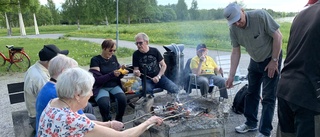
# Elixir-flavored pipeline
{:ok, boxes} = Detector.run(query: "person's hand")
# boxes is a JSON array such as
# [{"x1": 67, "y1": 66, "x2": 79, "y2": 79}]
[
  {"x1": 103, "y1": 120, "x2": 124, "y2": 131},
  {"x1": 225, "y1": 77, "x2": 234, "y2": 89},
  {"x1": 264, "y1": 61, "x2": 279, "y2": 78},
  {"x1": 110, "y1": 120, "x2": 124, "y2": 131},
  {"x1": 152, "y1": 76, "x2": 160, "y2": 83},
  {"x1": 113, "y1": 70, "x2": 121, "y2": 77},
  {"x1": 146, "y1": 116, "x2": 163, "y2": 126},
  {"x1": 133, "y1": 70, "x2": 141, "y2": 77},
  {"x1": 199, "y1": 55, "x2": 206, "y2": 62}
]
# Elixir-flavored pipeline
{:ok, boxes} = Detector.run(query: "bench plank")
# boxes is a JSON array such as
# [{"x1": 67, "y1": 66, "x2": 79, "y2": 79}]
[{"x1": 7, "y1": 82, "x2": 25, "y2": 104}]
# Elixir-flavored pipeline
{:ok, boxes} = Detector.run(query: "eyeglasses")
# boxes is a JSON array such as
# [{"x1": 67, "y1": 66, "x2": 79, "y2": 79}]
[
  {"x1": 135, "y1": 41, "x2": 144, "y2": 46},
  {"x1": 109, "y1": 49, "x2": 116, "y2": 52}
]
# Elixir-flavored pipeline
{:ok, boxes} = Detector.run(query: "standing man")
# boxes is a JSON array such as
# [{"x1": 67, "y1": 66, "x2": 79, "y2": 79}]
[
  {"x1": 132, "y1": 32, "x2": 179, "y2": 96},
  {"x1": 277, "y1": 0, "x2": 320, "y2": 136},
  {"x1": 24, "y1": 44, "x2": 68, "y2": 130},
  {"x1": 223, "y1": 3, "x2": 282, "y2": 137}
]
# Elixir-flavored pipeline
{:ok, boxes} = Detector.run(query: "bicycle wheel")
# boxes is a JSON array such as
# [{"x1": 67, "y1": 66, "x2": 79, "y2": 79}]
[
  {"x1": 12, "y1": 52, "x2": 30, "y2": 70},
  {"x1": 0, "y1": 53, "x2": 6, "y2": 66}
]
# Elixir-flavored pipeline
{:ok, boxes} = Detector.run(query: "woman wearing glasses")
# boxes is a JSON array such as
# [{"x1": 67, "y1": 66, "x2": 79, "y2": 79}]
[{"x1": 89, "y1": 39, "x2": 127, "y2": 122}]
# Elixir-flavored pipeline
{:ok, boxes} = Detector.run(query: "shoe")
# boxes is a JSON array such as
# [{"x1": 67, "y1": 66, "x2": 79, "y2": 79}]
[
  {"x1": 255, "y1": 133, "x2": 270, "y2": 137},
  {"x1": 235, "y1": 124, "x2": 258, "y2": 133}
]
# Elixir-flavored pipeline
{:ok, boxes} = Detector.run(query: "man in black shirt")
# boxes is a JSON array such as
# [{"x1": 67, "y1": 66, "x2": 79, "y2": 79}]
[{"x1": 132, "y1": 32, "x2": 179, "y2": 96}]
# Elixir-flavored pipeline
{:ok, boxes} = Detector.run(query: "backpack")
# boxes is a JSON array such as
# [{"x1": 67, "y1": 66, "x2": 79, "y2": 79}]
[{"x1": 232, "y1": 84, "x2": 248, "y2": 114}]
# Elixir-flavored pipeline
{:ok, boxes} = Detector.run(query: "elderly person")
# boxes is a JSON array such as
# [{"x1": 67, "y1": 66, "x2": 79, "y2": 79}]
[
  {"x1": 190, "y1": 43, "x2": 228, "y2": 99},
  {"x1": 24, "y1": 44, "x2": 68, "y2": 130},
  {"x1": 132, "y1": 32, "x2": 179, "y2": 96},
  {"x1": 89, "y1": 39, "x2": 127, "y2": 122},
  {"x1": 37, "y1": 67, "x2": 163, "y2": 136},
  {"x1": 223, "y1": 3, "x2": 282, "y2": 137},
  {"x1": 35, "y1": 54, "x2": 96, "y2": 135}
]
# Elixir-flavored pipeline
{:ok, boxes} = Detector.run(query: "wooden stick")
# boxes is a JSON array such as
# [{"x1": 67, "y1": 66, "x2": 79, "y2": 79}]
[
  {"x1": 146, "y1": 112, "x2": 187, "y2": 129},
  {"x1": 125, "y1": 67, "x2": 153, "y2": 79}
]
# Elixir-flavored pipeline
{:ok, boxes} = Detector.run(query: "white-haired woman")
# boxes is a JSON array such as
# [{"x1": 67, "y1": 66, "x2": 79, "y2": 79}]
[{"x1": 37, "y1": 67, "x2": 163, "y2": 137}]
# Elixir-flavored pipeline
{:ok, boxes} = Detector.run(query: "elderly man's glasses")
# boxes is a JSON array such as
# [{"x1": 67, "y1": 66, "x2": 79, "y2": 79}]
[{"x1": 135, "y1": 41, "x2": 144, "y2": 46}]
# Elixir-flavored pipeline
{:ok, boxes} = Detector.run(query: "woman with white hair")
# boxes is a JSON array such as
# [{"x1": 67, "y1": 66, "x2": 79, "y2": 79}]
[{"x1": 37, "y1": 67, "x2": 163, "y2": 136}]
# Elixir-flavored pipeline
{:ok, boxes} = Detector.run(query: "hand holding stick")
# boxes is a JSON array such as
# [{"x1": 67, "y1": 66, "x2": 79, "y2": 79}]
[
  {"x1": 126, "y1": 67, "x2": 153, "y2": 79},
  {"x1": 146, "y1": 111, "x2": 187, "y2": 129}
]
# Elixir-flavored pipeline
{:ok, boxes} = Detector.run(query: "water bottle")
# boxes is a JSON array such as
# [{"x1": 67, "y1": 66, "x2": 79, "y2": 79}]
[{"x1": 209, "y1": 78, "x2": 214, "y2": 86}]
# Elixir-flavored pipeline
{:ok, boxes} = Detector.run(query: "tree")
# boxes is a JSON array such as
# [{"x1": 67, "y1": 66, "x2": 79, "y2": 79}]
[
  {"x1": 119, "y1": 0, "x2": 138, "y2": 24},
  {"x1": 189, "y1": 0, "x2": 199, "y2": 20},
  {"x1": 46, "y1": 0, "x2": 61, "y2": 25},
  {"x1": 29, "y1": 0, "x2": 40, "y2": 34},
  {"x1": 175, "y1": 0, "x2": 189, "y2": 20},
  {"x1": 61, "y1": 0, "x2": 86, "y2": 29}
]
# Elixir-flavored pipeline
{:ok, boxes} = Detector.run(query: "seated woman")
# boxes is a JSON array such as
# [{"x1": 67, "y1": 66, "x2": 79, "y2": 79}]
[
  {"x1": 89, "y1": 39, "x2": 127, "y2": 122},
  {"x1": 37, "y1": 67, "x2": 163, "y2": 136}
]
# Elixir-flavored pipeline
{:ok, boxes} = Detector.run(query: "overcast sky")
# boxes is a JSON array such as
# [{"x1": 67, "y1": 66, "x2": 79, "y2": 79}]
[{"x1": 40, "y1": 0, "x2": 307, "y2": 12}]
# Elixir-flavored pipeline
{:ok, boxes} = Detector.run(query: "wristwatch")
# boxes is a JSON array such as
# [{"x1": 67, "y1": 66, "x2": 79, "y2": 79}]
[
  {"x1": 272, "y1": 57, "x2": 278, "y2": 62},
  {"x1": 157, "y1": 75, "x2": 161, "y2": 79}
]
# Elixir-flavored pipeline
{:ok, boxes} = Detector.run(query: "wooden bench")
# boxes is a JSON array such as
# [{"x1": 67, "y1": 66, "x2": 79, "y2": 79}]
[
  {"x1": 8, "y1": 81, "x2": 163, "y2": 109},
  {"x1": 7, "y1": 82, "x2": 35, "y2": 137},
  {"x1": 7, "y1": 82, "x2": 25, "y2": 104}
]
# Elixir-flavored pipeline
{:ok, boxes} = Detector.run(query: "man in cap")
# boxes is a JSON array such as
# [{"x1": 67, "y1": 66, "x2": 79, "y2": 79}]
[
  {"x1": 276, "y1": 0, "x2": 320, "y2": 136},
  {"x1": 24, "y1": 44, "x2": 68, "y2": 130},
  {"x1": 190, "y1": 43, "x2": 228, "y2": 100},
  {"x1": 223, "y1": 3, "x2": 283, "y2": 137}
]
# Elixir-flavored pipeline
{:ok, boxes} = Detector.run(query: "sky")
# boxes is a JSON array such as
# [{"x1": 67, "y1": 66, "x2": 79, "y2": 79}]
[{"x1": 40, "y1": 0, "x2": 307, "y2": 13}]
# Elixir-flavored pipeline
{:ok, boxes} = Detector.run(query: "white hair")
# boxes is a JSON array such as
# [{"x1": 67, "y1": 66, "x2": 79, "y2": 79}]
[
  {"x1": 56, "y1": 67, "x2": 94, "y2": 99},
  {"x1": 135, "y1": 32, "x2": 149, "y2": 42},
  {"x1": 48, "y1": 54, "x2": 78, "y2": 77}
]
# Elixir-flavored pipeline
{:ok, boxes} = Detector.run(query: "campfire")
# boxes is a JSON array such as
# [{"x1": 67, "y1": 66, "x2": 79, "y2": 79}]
[{"x1": 132, "y1": 93, "x2": 226, "y2": 137}]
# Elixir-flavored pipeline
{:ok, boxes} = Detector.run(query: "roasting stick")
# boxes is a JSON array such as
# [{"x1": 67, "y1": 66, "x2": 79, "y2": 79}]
[
  {"x1": 182, "y1": 82, "x2": 242, "y2": 105},
  {"x1": 125, "y1": 67, "x2": 153, "y2": 79},
  {"x1": 146, "y1": 111, "x2": 187, "y2": 129},
  {"x1": 123, "y1": 108, "x2": 175, "y2": 125}
]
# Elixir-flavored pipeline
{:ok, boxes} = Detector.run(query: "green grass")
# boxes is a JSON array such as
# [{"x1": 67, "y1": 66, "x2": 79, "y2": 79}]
[{"x1": 0, "y1": 38, "x2": 134, "y2": 74}]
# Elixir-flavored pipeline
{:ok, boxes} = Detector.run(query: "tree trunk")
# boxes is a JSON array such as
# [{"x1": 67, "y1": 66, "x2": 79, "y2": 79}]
[
  {"x1": 127, "y1": 16, "x2": 131, "y2": 25},
  {"x1": 77, "y1": 19, "x2": 80, "y2": 30},
  {"x1": 5, "y1": 12, "x2": 11, "y2": 36},
  {"x1": 33, "y1": 13, "x2": 39, "y2": 35},
  {"x1": 105, "y1": 16, "x2": 109, "y2": 26},
  {"x1": 18, "y1": 12, "x2": 26, "y2": 36}
]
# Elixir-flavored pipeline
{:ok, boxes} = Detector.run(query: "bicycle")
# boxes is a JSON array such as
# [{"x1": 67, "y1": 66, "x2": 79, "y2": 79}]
[{"x1": 0, "y1": 45, "x2": 31, "y2": 71}]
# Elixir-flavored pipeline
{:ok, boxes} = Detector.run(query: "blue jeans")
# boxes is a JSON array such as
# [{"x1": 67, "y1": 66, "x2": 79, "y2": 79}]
[
  {"x1": 244, "y1": 55, "x2": 281, "y2": 136},
  {"x1": 144, "y1": 75, "x2": 179, "y2": 95}
]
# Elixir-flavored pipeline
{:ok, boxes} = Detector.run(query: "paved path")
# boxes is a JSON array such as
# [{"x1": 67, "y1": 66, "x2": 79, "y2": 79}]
[{"x1": 1, "y1": 34, "x2": 279, "y2": 137}]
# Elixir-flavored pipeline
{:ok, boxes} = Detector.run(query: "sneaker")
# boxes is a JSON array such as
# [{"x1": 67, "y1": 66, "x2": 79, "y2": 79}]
[
  {"x1": 235, "y1": 124, "x2": 258, "y2": 133},
  {"x1": 256, "y1": 133, "x2": 270, "y2": 137}
]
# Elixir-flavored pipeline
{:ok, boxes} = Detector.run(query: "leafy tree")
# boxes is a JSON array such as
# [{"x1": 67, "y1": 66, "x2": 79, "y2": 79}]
[
  {"x1": 159, "y1": 6, "x2": 176, "y2": 22},
  {"x1": 36, "y1": 5, "x2": 52, "y2": 25},
  {"x1": 189, "y1": 0, "x2": 199, "y2": 20},
  {"x1": 175, "y1": 0, "x2": 189, "y2": 20},
  {"x1": 46, "y1": 0, "x2": 61, "y2": 25},
  {"x1": 61, "y1": 0, "x2": 86, "y2": 29},
  {"x1": 119, "y1": 0, "x2": 138, "y2": 24}
]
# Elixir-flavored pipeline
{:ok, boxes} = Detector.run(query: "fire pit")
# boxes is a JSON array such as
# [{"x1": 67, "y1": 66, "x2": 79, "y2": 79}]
[{"x1": 133, "y1": 93, "x2": 226, "y2": 137}]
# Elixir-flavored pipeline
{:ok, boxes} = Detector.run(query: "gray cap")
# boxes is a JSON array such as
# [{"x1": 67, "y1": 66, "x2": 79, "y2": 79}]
[{"x1": 223, "y1": 3, "x2": 241, "y2": 26}]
